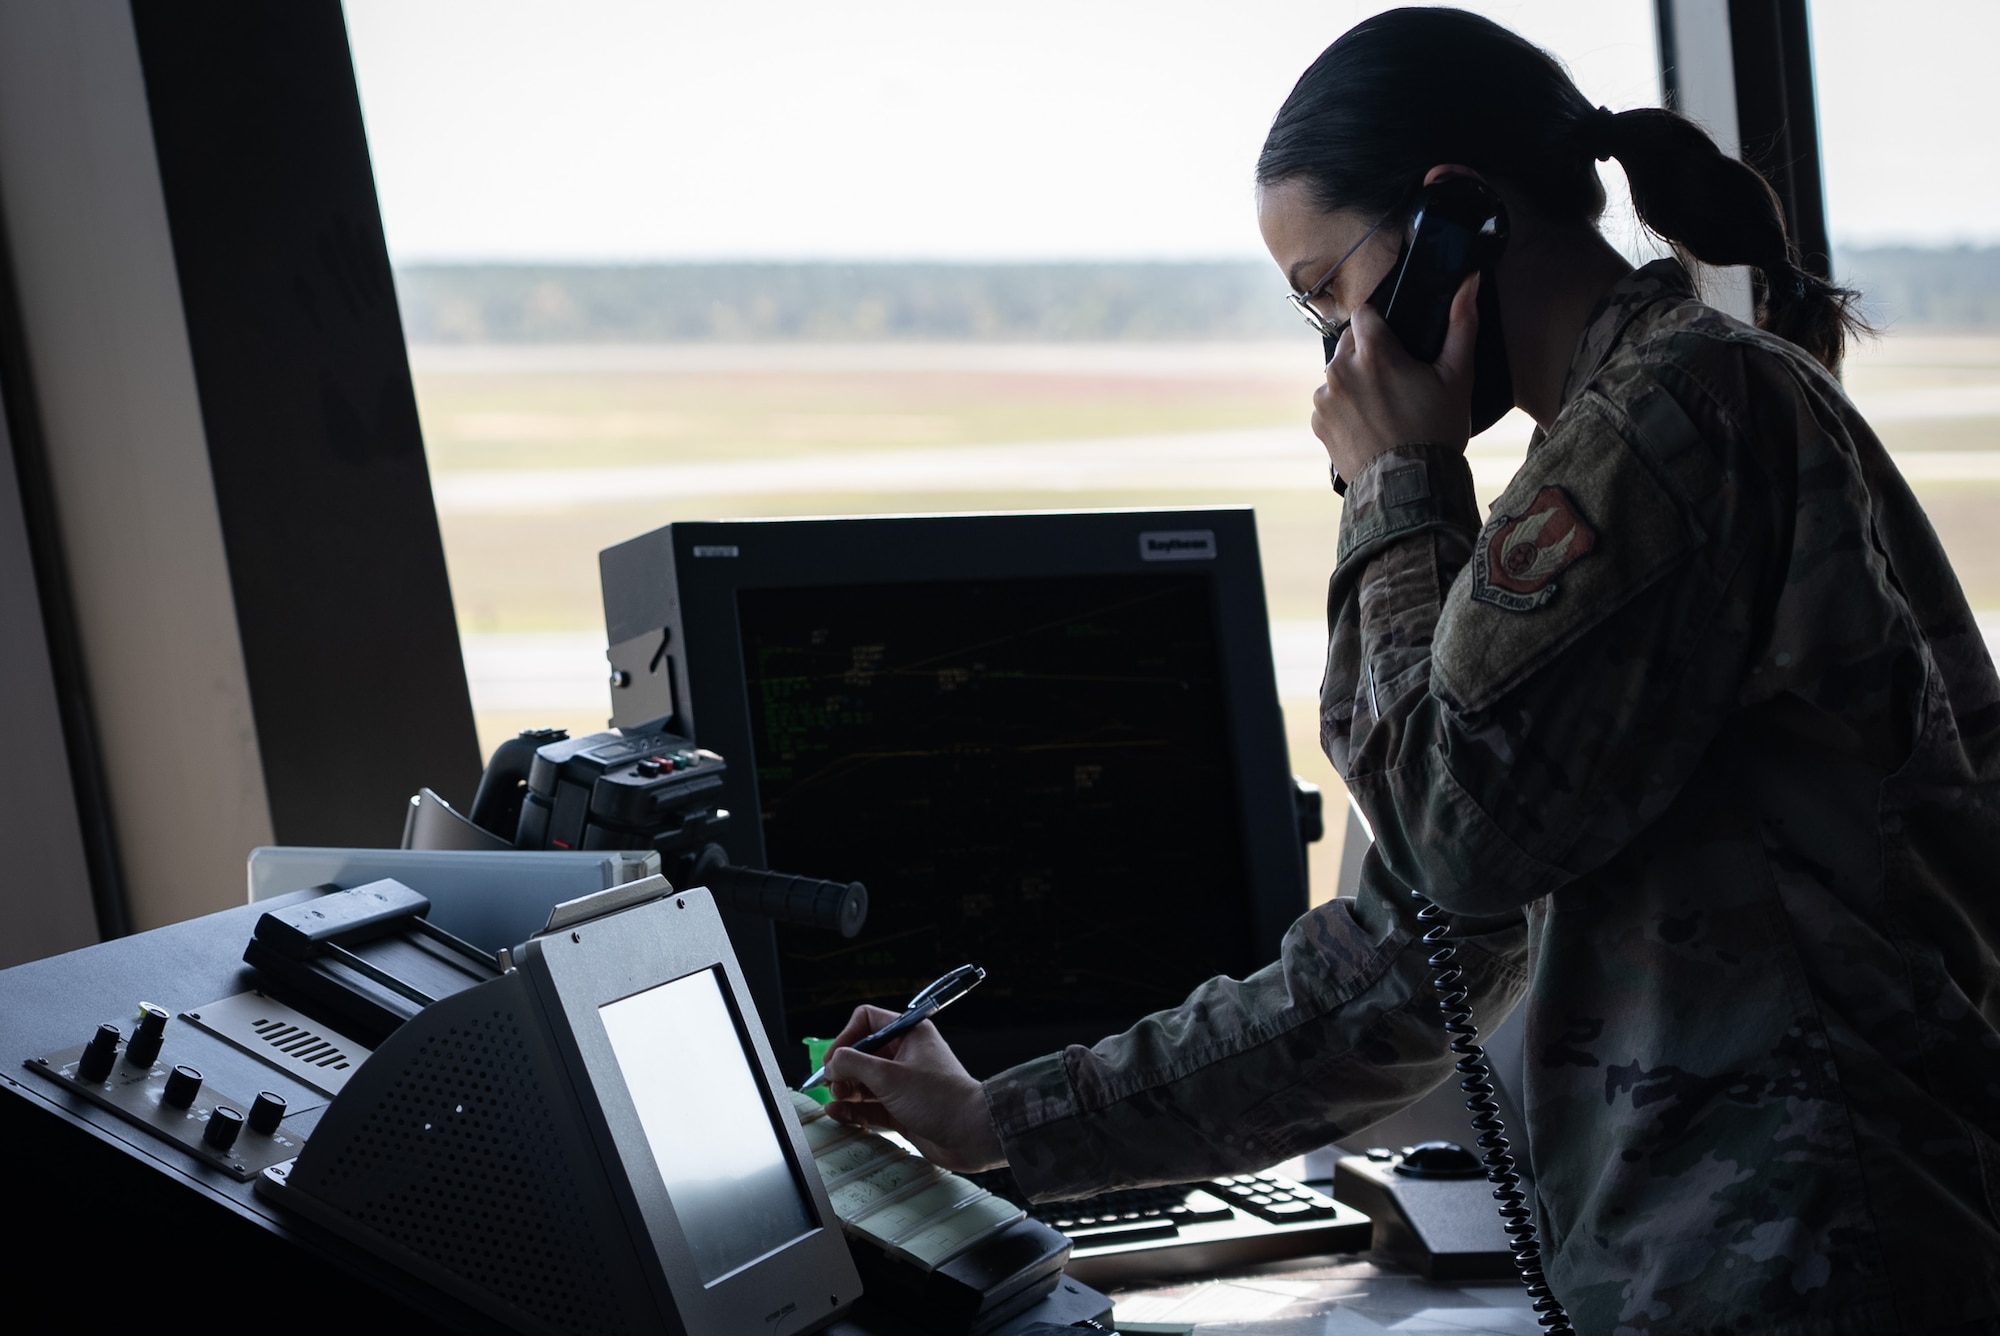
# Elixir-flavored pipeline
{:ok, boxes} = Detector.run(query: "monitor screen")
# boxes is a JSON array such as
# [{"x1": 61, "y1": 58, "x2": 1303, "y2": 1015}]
[
  {"x1": 600, "y1": 511, "x2": 1307, "y2": 1083},
  {"x1": 737, "y1": 572, "x2": 1254, "y2": 1074},
  {"x1": 599, "y1": 966, "x2": 815, "y2": 1284}
]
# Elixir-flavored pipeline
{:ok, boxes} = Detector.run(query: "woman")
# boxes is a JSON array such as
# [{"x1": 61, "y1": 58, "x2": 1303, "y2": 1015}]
[{"x1": 821, "y1": 10, "x2": 2000, "y2": 1332}]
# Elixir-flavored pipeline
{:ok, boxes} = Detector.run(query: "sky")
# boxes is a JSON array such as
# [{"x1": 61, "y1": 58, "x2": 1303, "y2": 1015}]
[{"x1": 341, "y1": 0, "x2": 2000, "y2": 264}]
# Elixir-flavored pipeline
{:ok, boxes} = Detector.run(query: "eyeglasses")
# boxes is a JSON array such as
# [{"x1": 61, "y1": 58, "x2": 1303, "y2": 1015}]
[{"x1": 1285, "y1": 210, "x2": 1395, "y2": 343}]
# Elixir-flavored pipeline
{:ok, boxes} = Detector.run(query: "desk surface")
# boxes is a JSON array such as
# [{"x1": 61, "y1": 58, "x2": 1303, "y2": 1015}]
[
  {"x1": 1, "y1": 894, "x2": 1542, "y2": 1334},
  {"x1": 1109, "y1": 1256, "x2": 1540, "y2": 1333}
]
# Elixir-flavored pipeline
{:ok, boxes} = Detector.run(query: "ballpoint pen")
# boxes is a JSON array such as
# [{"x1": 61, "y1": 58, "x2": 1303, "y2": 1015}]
[{"x1": 799, "y1": 963, "x2": 986, "y2": 1091}]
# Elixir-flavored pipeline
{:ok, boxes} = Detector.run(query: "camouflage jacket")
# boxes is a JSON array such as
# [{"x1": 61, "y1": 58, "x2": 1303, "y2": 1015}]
[{"x1": 983, "y1": 261, "x2": 2000, "y2": 1333}]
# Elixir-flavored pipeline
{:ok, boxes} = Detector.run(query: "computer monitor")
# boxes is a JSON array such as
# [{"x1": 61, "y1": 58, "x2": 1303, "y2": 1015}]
[
  {"x1": 598, "y1": 509, "x2": 1309, "y2": 1081},
  {"x1": 266, "y1": 881, "x2": 861, "y2": 1335}
]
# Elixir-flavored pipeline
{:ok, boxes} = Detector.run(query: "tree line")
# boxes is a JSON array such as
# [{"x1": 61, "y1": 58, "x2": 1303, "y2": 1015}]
[{"x1": 392, "y1": 249, "x2": 2000, "y2": 343}]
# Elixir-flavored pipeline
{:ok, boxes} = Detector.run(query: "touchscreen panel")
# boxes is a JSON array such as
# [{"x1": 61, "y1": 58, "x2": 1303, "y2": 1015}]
[{"x1": 600, "y1": 967, "x2": 815, "y2": 1284}]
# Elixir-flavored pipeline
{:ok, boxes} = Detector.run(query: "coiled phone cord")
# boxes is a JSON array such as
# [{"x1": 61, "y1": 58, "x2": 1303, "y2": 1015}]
[{"x1": 1411, "y1": 888, "x2": 1576, "y2": 1334}]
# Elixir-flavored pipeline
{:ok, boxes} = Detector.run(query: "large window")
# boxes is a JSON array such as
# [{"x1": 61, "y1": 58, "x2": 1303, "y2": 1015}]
[
  {"x1": 1813, "y1": 0, "x2": 2000, "y2": 640},
  {"x1": 346, "y1": 2, "x2": 1995, "y2": 903}
]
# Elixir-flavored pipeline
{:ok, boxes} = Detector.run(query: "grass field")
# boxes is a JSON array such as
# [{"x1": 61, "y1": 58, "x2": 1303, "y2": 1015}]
[{"x1": 414, "y1": 332, "x2": 2000, "y2": 904}]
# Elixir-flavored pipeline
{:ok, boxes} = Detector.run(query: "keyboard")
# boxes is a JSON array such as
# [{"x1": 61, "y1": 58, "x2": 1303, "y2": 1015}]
[{"x1": 979, "y1": 1168, "x2": 1373, "y2": 1287}]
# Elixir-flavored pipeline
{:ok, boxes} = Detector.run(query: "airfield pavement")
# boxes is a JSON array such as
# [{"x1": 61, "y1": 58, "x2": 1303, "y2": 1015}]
[{"x1": 413, "y1": 333, "x2": 2000, "y2": 902}]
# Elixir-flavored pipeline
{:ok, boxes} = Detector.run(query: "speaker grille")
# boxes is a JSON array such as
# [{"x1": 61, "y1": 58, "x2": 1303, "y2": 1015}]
[
  {"x1": 250, "y1": 1016, "x2": 355, "y2": 1071},
  {"x1": 183, "y1": 991, "x2": 368, "y2": 1096},
  {"x1": 307, "y1": 1008, "x2": 633, "y2": 1335}
]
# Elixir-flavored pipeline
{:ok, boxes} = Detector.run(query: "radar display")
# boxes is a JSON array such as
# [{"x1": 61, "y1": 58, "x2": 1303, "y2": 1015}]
[{"x1": 737, "y1": 572, "x2": 1254, "y2": 1078}]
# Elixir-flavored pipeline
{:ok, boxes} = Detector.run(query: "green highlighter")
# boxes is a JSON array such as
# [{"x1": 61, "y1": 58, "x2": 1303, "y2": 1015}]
[{"x1": 800, "y1": 1036, "x2": 835, "y2": 1104}]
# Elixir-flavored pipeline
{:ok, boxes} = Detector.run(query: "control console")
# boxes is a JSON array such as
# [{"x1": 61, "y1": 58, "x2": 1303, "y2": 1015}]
[{"x1": 27, "y1": 996, "x2": 340, "y2": 1180}]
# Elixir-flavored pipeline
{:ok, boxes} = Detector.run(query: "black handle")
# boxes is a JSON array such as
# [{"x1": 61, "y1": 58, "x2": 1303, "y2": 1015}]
[
  {"x1": 469, "y1": 727, "x2": 569, "y2": 841},
  {"x1": 702, "y1": 860, "x2": 869, "y2": 938}
]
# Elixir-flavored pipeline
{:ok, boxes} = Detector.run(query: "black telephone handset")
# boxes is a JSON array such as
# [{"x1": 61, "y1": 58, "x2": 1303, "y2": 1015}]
[{"x1": 1323, "y1": 176, "x2": 1515, "y2": 434}]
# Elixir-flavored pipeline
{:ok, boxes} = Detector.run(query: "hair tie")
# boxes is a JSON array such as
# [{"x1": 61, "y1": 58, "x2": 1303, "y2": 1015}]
[{"x1": 1586, "y1": 105, "x2": 1619, "y2": 161}]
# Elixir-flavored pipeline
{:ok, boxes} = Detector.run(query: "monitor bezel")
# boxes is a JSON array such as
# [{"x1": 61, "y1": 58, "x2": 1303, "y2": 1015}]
[
  {"x1": 517, "y1": 887, "x2": 858, "y2": 1335},
  {"x1": 600, "y1": 508, "x2": 1308, "y2": 1079}
]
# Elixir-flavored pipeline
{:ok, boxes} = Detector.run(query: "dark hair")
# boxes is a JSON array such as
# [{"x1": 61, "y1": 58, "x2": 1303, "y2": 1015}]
[{"x1": 1256, "y1": 7, "x2": 1864, "y2": 371}]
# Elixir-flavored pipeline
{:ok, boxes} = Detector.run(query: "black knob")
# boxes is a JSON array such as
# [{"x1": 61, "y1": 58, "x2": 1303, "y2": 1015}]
[
  {"x1": 248, "y1": 1091, "x2": 287, "y2": 1135},
  {"x1": 78, "y1": 1024, "x2": 121, "y2": 1083},
  {"x1": 163, "y1": 1064, "x2": 203, "y2": 1110},
  {"x1": 125, "y1": 1004, "x2": 169, "y2": 1068},
  {"x1": 203, "y1": 1105, "x2": 244, "y2": 1153},
  {"x1": 1393, "y1": 1140, "x2": 1484, "y2": 1180}
]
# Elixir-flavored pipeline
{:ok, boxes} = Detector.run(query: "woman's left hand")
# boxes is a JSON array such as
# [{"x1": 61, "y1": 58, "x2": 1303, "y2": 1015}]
[{"x1": 1314, "y1": 271, "x2": 1481, "y2": 482}]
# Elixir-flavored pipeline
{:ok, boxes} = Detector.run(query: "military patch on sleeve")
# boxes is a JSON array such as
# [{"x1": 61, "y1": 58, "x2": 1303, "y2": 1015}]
[{"x1": 1470, "y1": 485, "x2": 1597, "y2": 611}]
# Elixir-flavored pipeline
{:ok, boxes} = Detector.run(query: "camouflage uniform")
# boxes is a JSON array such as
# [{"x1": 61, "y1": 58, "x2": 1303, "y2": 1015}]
[{"x1": 983, "y1": 260, "x2": 2000, "y2": 1333}]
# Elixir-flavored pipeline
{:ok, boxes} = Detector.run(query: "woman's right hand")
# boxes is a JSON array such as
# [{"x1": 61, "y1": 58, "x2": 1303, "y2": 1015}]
[
  {"x1": 822, "y1": 1004, "x2": 1006, "y2": 1172},
  {"x1": 1312, "y1": 269, "x2": 1481, "y2": 481}
]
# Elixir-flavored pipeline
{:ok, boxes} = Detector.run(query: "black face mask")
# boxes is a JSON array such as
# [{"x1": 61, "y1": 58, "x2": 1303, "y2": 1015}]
[{"x1": 1322, "y1": 176, "x2": 1516, "y2": 435}]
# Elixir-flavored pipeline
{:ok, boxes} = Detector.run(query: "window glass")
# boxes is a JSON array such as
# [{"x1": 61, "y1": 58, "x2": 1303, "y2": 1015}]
[
  {"x1": 1814, "y1": 0, "x2": 2000, "y2": 651},
  {"x1": 344, "y1": 1, "x2": 1664, "y2": 904}
]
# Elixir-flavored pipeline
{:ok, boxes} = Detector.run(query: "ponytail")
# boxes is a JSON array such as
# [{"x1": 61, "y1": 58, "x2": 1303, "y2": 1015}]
[
  {"x1": 1588, "y1": 105, "x2": 1865, "y2": 371},
  {"x1": 1257, "y1": 7, "x2": 1868, "y2": 373}
]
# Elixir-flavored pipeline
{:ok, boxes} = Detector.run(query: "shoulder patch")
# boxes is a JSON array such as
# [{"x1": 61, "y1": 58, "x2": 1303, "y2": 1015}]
[
  {"x1": 1471, "y1": 486, "x2": 1597, "y2": 611},
  {"x1": 1433, "y1": 393, "x2": 1704, "y2": 716}
]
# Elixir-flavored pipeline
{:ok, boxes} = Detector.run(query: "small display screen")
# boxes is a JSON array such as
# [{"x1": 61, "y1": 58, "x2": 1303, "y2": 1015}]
[{"x1": 599, "y1": 967, "x2": 815, "y2": 1284}]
